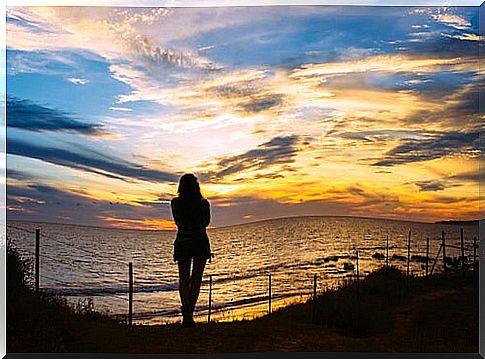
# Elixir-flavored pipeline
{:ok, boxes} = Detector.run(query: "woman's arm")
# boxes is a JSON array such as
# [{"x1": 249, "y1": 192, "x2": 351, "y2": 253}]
[
  {"x1": 202, "y1": 199, "x2": 211, "y2": 227},
  {"x1": 171, "y1": 199, "x2": 181, "y2": 227}
]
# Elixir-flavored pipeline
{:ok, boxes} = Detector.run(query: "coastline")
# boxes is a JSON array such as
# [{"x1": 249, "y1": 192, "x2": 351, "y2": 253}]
[
  {"x1": 130, "y1": 293, "x2": 312, "y2": 325},
  {"x1": 9, "y1": 265, "x2": 478, "y2": 353}
]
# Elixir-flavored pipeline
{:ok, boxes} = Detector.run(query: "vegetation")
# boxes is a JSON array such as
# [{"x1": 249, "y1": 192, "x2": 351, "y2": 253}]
[
  {"x1": 7, "y1": 239, "x2": 124, "y2": 352},
  {"x1": 7, "y1": 240, "x2": 478, "y2": 353},
  {"x1": 312, "y1": 265, "x2": 478, "y2": 344}
]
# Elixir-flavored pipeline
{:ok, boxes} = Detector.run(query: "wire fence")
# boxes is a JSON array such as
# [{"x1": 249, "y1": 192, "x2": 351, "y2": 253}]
[
  {"x1": 7, "y1": 224, "x2": 131, "y2": 310},
  {"x1": 6, "y1": 223, "x2": 480, "y2": 325}
]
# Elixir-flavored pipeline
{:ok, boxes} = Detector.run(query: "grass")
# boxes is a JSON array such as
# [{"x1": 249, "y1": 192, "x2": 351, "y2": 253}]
[
  {"x1": 313, "y1": 266, "x2": 407, "y2": 337},
  {"x1": 7, "y1": 239, "x2": 125, "y2": 352},
  {"x1": 7, "y1": 240, "x2": 479, "y2": 353}
]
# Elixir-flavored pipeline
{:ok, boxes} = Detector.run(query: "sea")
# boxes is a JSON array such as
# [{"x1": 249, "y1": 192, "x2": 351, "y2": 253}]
[{"x1": 6, "y1": 216, "x2": 479, "y2": 325}]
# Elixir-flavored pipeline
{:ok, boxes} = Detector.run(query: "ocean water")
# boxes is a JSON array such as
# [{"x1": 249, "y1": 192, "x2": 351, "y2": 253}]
[{"x1": 7, "y1": 216, "x2": 479, "y2": 324}]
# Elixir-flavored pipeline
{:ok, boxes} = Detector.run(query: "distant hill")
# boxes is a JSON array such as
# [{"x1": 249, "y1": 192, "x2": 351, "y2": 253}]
[{"x1": 435, "y1": 220, "x2": 480, "y2": 225}]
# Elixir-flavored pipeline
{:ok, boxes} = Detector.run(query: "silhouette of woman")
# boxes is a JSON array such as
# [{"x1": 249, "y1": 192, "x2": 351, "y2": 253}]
[{"x1": 171, "y1": 173, "x2": 211, "y2": 327}]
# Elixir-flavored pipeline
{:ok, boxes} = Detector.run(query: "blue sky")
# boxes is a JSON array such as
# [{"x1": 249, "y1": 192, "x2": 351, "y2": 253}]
[{"x1": 5, "y1": 5, "x2": 482, "y2": 229}]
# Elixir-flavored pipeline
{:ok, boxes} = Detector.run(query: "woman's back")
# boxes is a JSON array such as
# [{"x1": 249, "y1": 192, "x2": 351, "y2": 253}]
[{"x1": 171, "y1": 197, "x2": 210, "y2": 231}]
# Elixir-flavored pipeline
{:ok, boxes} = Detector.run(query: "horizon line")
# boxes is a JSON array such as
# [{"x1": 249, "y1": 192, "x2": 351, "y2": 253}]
[{"x1": 6, "y1": 214, "x2": 482, "y2": 232}]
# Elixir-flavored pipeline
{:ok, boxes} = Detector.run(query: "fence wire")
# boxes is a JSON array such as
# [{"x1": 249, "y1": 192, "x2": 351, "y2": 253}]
[{"x1": 7, "y1": 223, "x2": 480, "y2": 324}]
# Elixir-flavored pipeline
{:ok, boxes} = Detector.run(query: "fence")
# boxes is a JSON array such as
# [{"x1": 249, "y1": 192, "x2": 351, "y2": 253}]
[
  {"x1": 6, "y1": 223, "x2": 480, "y2": 325},
  {"x1": 7, "y1": 224, "x2": 133, "y2": 319}
]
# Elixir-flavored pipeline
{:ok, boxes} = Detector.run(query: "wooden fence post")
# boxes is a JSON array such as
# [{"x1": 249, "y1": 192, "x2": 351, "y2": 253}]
[
  {"x1": 356, "y1": 250, "x2": 360, "y2": 282},
  {"x1": 386, "y1": 235, "x2": 389, "y2": 268},
  {"x1": 430, "y1": 244, "x2": 442, "y2": 276},
  {"x1": 473, "y1": 236, "x2": 477, "y2": 272},
  {"x1": 407, "y1": 230, "x2": 411, "y2": 278},
  {"x1": 312, "y1": 273, "x2": 317, "y2": 323},
  {"x1": 356, "y1": 250, "x2": 361, "y2": 315},
  {"x1": 268, "y1": 274, "x2": 272, "y2": 314},
  {"x1": 460, "y1": 228, "x2": 465, "y2": 269},
  {"x1": 208, "y1": 275, "x2": 212, "y2": 323},
  {"x1": 35, "y1": 229, "x2": 40, "y2": 294},
  {"x1": 129, "y1": 262, "x2": 133, "y2": 326},
  {"x1": 442, "y1": 231, "x2": 446, "y2": 272},
  {"x1": 425, "y1": 237, "x2": 429, "y2": 276}
]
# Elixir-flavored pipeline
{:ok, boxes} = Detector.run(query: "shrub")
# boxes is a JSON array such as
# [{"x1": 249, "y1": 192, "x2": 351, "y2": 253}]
[{"x1": 315, "y1": 266, "x2": 408, "y2": 338}]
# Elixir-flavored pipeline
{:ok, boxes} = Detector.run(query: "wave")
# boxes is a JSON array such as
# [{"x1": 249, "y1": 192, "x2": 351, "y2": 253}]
[
  {"x1": 41, "y1": 283, "x2": 179, "y2": 296},
  {"x1": 40, "y1": 254, "x2": 369, "y2": 296}
]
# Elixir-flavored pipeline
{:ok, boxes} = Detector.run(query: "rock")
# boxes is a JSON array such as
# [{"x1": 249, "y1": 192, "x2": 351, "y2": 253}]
[
  {"x1": 372, "y1": 252, "x2": 385, "y2": 260},
  {"x1": 392, "y1": 254, "x2": 406, "y2": 261},
  {"x1": 343, "y1": 262, "x2": 355, "y2": 270}
]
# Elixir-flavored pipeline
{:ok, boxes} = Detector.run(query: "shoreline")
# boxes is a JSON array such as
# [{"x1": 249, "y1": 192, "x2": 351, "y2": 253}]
[{"x1": 131, "y1": 293, "x2": 313, "y2": 325}]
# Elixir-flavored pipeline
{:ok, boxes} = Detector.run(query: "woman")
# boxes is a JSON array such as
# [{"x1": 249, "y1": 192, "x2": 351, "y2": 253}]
[{"x1": 171, "y1": 173, "x2": 211, "y2": 327}]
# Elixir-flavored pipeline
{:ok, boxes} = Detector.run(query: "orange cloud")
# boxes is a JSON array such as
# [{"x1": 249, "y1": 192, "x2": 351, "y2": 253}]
[{"x1": 97, "y1": 215, "x2": 176, "y2": 230}]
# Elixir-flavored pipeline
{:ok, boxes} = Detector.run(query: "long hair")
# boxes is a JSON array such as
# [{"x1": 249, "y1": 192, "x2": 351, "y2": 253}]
[{"x1": 177, "y1": 173, "x2": 203, "y2": 202}]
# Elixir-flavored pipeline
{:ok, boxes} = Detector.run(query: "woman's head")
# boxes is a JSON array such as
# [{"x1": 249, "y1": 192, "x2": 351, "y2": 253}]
[{"x1": 177, "y1": 173, "x2": 203, "y2": 201}]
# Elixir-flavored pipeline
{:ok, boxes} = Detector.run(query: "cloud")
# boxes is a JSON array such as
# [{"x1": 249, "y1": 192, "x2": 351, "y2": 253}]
[
  {"x1": 239, "y1": 94, "x2": 283, "y2": 113},
  {"x1": 110, "y1": 65, "x2": 270, "y2": 110},
  {"x1": 110, "y1": 47, "x2": 479, "y2": 140},
  {"x1": 7, "y1": 182, "x2": 175, "y2": 229},
  {"x1": 317, "y1": 76, "x2": 477, "y2": 140},
  {"x1": 134, "y1": 197, "x2": 171, "y2": 207},
  {"x1": 448, "y1": 171, "x2": 480, "y2": 183},
  {"x1": 403, "y1": 81, "x2": 481, "y2": 130},
  {"x1": 7, "y1": 183, "x2": 83, "y2": 209},
  {"x1": 288, "y1": 54, "x2": 474, "y2": 80},
  {"x1": 207, "y1": 185, "x2": 421, "y2": 226},
  {"x1": 6, "y1": 168, "x2": 31, "y2": 181},
  {"x1": 407, "y1": 30, "x2": 443, "y2": 43},
  {"x1": 96, "y1": 215, "x2": 176, "y2": 230},
  {"x1": 109, "y1": 106, "x2": 133, "y2": 112},
  {"x1": 415, "y1": 180, "x2": 447, "y2": 192},
  {"x1": 339, "y1": 130, "x2": 431, "y2": 143},
  {"x1": 129, "y1": 36, "x2": 220, "y2": 76},
  {"x1": 27, "y1": 184, "x2": 60, "y2": 194},
  {"x1": 208, "y1": 194, "x2": 360, "y2": 227},
  {"x1": 442, "y1": 33, "x2": 482, "y2": 42},
  {"x1": 374, "y1": 131, "x2": 479, "y2": 167},
  {"x1": 67, "y1": 77, "x2": 89, "y2": 85},
  {"x1": 7, "y1": 50, "x2": 77, "y2": 76},
  {"x1": 411, "y1": 173, "x2": 478, "y2": 193},
  {"x1": 428, "y1": 195, "x2": 469, "y2": 204},
  {"x1": 7, "y1": 7, "x2": 219, "y2": 83},
  {"x1": 432, "y1": 12, "x2": 471, "y2": 30},
  {"x1": 7, "y1": 138, "x2": 178, "y2": 183},
  {"x1": 7, "y1": 96, "x2": 105, "y2": 135},
  {"x1": 202, "y1": 135, "x2": 300, "y2": 181}
]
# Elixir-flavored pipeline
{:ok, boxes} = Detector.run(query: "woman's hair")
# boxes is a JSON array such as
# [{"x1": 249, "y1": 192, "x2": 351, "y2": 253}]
[{"x1": 177, "y1": 173, "x2": 203, "y2": 201}]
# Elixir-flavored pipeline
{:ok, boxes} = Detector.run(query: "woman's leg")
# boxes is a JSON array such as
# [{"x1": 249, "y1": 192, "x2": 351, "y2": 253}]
[
  {"x1": 189, "y1": 258, "x2": 207, "y2": 316},
  {"x1": 177, "y1": 258, "x2": 191, "y2": 319}
]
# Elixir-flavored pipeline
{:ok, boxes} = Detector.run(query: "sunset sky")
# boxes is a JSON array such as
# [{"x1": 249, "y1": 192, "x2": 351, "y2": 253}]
[{"x1": 5, "y1": 5, "x2": 482, "y2": 229}]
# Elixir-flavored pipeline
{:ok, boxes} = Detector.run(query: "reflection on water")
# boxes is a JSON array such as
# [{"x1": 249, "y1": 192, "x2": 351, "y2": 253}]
[{"x1": 7, "y1": 216, "x2": 479, "y2": 324}]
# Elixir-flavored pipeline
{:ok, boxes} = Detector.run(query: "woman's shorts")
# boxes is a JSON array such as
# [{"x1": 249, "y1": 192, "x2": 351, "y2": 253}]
[{"x1": 173, "y1": 237, "x2": 211, "y2": 262}]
